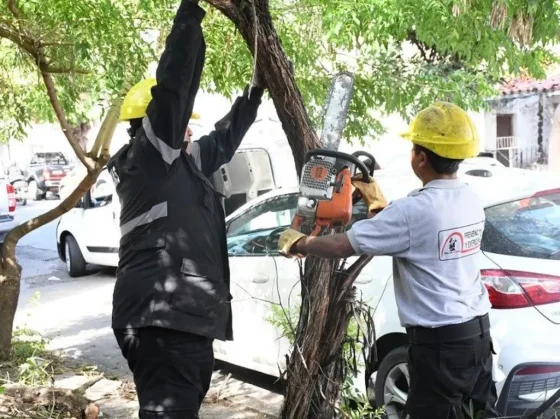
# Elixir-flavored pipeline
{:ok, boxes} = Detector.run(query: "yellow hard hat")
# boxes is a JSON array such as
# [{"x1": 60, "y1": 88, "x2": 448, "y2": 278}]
[
  {"x1": 400, "y1": 102, "x2": 479, "y2": 160},
  {"x1": 120, "y1": 78, "x2": 201, "y2": 121}
]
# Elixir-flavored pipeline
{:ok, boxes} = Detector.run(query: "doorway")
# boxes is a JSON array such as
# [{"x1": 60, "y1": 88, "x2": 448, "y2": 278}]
[{"x1": 496, "y1": 114, "x2": 514, "y2": 166}]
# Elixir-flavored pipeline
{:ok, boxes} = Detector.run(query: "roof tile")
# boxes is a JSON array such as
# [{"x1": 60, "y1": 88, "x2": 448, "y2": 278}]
[{"x1": 499, "y1": 74, "x2": 560, "y2": 96}]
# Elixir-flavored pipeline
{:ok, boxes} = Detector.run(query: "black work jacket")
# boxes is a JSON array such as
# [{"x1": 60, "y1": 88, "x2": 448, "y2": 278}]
[{"x1": 107, "y1": 1, "x2": 263, "y2": 341}]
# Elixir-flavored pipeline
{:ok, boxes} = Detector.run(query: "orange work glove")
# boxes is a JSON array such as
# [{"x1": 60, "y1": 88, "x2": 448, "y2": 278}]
[
  {"x1": 351, "y1": 176, "x2": 388, "y2": 217},
  {"x1": 278, "y1": 228, "x2": 307, "y2": 259}
]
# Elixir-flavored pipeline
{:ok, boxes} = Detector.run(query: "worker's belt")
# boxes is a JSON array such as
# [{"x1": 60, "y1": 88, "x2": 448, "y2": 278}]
[{"x1": 406, "y1": 313, "x2": 490, "y2": 344}]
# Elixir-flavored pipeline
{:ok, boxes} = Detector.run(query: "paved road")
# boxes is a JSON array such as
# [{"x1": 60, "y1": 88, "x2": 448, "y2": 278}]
[
  {"x1": 12, "y1": 197, "x2": 283, "y2": 417},
  {"x1": 17, "y1": 196, "x2": 60, "y2": 252}
]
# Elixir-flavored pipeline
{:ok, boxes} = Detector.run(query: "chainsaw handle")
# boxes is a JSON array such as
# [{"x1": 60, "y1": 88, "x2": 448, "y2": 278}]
[
  {"x1": 304, "y1": 149, "x2": 370, "y2": 182},
  {"x1": 351, "y1": 151, "x2": 377, "y2": 176}
]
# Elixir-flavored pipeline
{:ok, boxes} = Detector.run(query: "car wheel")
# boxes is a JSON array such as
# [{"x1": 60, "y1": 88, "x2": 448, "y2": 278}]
[
  {"x1": 28, "y1": 180, "x2": 45, "y2": 201},
  {"x1": 375, "y1": 345, "x2": 410, "y2": 419},
  {"x1": 64, "y1": 235, "x2": 87, "y2": 277}
]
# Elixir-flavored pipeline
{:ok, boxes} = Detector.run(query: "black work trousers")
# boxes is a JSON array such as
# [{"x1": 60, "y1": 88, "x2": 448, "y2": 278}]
[
  {"x1": 405, "y1": 316, "x2": 498, "y2": 419},
  {"x1": 114, "y1": 327, "x2": 214, "y2": 419}
]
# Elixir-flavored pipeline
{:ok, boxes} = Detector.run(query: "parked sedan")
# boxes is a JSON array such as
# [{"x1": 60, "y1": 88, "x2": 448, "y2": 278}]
[
  {"x1": 56, "y1": 161, "x2": 560, "y2": 417},
  {"x1": 219, "y1": 168, "x2": 560, "y2": 418}
]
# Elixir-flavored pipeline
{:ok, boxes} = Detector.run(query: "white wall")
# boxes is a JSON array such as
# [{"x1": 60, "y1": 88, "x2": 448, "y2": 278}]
[{"x1": 549, "y1": 104, "x2": 560, "y2": 173}]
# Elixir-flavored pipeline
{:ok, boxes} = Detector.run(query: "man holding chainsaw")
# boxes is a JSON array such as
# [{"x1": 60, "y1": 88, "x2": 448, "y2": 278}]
[
  {"x1": 107, "y1": 0, "x2": 266, "y2": 417},
  {"x1": 279, "y1": 102, "x2": 497, "y2": 419}
]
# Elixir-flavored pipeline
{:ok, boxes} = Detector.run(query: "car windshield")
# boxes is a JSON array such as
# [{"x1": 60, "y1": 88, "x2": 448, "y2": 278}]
[
  {"x1": 482, "y1": 189, "x2": 560, "y2": 260},
  {"x1": 226, "y1": 194, "x2": 369, "y2": 256},
  {"x1": 33, "y1": 153, "x2": 68, "y2": 165}
]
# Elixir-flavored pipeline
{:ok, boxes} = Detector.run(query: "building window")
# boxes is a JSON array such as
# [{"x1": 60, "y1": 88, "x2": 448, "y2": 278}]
[{"x1": 496, "y1": 114, "x2": 514, "y2": 137}]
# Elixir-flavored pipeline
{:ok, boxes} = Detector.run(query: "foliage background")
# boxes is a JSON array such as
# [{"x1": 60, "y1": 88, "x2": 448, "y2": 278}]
[{"x1": 1, "y1": 0, "x2": 558, "y2": 145}]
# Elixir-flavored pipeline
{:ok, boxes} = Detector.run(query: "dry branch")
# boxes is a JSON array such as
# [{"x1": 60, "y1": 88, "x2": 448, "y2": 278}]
[{"x1": 1, "y1": 382, "x2": 101, "y2": 419}]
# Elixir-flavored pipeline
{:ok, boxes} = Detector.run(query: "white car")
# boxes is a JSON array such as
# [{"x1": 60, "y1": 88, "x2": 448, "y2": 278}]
[{"x1": 56, "y1": 148, "x2": 560, "y2": 417}]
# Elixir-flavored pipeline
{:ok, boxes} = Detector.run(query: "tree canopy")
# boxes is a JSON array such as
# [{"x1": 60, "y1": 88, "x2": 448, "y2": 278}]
[
  {"x1": 0, "y1": 0, "x2": 171, "y2": 143},
  {"x1": 200, "y1": 0, "x2": 559, "y2": 139},
  {"x1": 1, "y1": 0, "x2": 558, "y2": 144}
]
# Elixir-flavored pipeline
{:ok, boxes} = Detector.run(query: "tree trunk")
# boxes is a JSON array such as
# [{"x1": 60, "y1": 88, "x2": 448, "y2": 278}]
[
  {"x1": 282, "y1": 254, "x2": 374, "y2": 418},
  {"x1": 0, "y1": 267, "x2": 21, "y2": 361},
  {"x1": 204, "y1": 2, "x2": 375, "y2": 417}
]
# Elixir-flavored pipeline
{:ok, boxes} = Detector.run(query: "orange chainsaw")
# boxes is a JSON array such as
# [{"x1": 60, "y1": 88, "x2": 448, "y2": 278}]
[
  {"x1": 291, "y1": 149, "x2": 376, "y2": 236},
  {"x1": 290, "y1": 71, "x2": 378, "y2": 236}
]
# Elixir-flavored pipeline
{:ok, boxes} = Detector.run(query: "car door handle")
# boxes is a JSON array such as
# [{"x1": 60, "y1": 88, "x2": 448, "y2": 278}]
[{"x1": 252, "y1": 275, "x2": 270, "y2": 284}]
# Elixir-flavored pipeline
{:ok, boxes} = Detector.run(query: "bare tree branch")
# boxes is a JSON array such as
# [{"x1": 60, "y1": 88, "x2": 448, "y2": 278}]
[
  {"x1": 0, "y1": 25, "x2": 40, "y2": 58},
  {"x1": 89, "y1": 91, "x2": 125, "y2": 159},
  {"x1": 0, "y1": 25, "x2": 92, "y2": 169},
  {"x1": 203, "y1": 0, "x2": 238, "y2": 21},
  {"x1": 42, "y1": 65, "x2": 89, "y2": 74},
  {"x1": 40, "y1": 71, "x2": 94, "y2": 170},
  {"x1": 7, "y1": 0, "x2": 23, "y2": 20}
]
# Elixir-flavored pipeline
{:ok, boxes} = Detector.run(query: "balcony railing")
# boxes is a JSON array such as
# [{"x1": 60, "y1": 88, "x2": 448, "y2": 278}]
[{"x1": 496, "y1": 136, "x2": 518, "y2": 149}]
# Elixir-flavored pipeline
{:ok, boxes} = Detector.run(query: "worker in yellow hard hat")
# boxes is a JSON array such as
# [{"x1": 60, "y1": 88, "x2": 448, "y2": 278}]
[
  {"x1": 107, "y1": 1, "x2": 266, "y2": 418},
  {"x1": 119, "y1": 78, "x2": 203, "y2": 153},
  {"x1": 278, "y1": 102, "x2": 498, "y2": 419}
]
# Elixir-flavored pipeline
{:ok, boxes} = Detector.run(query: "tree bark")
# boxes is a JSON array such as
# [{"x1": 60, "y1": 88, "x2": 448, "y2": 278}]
[{"x1": 204, "y1": 2, "x2": 375, "y2": 417}]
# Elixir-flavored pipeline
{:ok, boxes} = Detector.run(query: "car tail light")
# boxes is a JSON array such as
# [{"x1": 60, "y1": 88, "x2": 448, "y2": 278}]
[
  {"x1": 533, "y1": 188, "x2": 560, "y2": 197},
  {"x1": 482, "y1": 270, "x2": 560, "y2": 309},
  {"x1": 43, "y1": 169, "x2": 50, "y2": 180},
  {"x1": 515, "y1": 365, "x2": 560, "y2": 376},
  {"x1": 6, "y1": 184, "x2": 15, "y2": 212}
]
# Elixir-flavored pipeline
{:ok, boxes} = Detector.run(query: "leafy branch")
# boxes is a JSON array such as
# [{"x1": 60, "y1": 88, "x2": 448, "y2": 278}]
[{"x1": 0, "y1": 0, "x2": 94, "y2": 170}]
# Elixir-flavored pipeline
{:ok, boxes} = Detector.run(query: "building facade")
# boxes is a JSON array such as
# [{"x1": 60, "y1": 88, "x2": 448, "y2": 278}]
[{"x1": 483, "y1": 75, "x2": 560, "y2": 170}]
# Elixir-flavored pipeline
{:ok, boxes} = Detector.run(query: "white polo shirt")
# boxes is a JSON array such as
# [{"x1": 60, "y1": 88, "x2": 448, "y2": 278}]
[{"x1": 347, "y1": 179, "x2": 491, "y2": 328}]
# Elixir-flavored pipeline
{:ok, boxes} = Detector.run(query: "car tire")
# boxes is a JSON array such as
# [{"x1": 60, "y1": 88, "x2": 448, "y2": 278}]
[
  {"x1": 28, "y1": 180, "x2": 45, "y2": 201},
  {"x1": 375, "y1": 345, "x2": 410, "y2": 418},
  {"x1": 64, "y1": 235, "x2": 87, "y2": 277}
]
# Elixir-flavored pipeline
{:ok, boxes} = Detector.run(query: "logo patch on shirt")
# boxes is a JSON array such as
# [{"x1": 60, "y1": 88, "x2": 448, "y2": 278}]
[
  {"x1": 109, "y1": 165, "x2": 120, "y2": 187},
  {"x1": 438, "y1": 221, "x2": 484, "y2": 261}
]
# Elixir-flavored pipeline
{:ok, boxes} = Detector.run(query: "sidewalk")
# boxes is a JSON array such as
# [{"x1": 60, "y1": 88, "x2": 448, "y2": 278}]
[
  {"x1": 12, "y1": 246, "x2": 284, "y2": 419},
  {"x1": 53, "y1": 369, "x2": 282, "y2": 418}
]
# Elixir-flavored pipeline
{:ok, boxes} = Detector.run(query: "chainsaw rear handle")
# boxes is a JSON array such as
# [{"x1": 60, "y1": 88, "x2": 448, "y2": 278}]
[{"x1": 304, "y1": 149, "x2": 370, "y2": 182}]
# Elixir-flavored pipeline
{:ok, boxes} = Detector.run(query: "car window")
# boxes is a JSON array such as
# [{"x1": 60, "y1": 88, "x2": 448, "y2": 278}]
[
  {"x1": 90, "y1": 179, "x2": 115, "y2": 208},
  {"x1": 226, "y1": 193, "x2": 369, "y2": 256},
  {"x1": 482, "y1": 190, "x2": 560, "y2": 260},
  {"x1": 227, "y1": 194, "x2": 298, "y2": 256}
]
